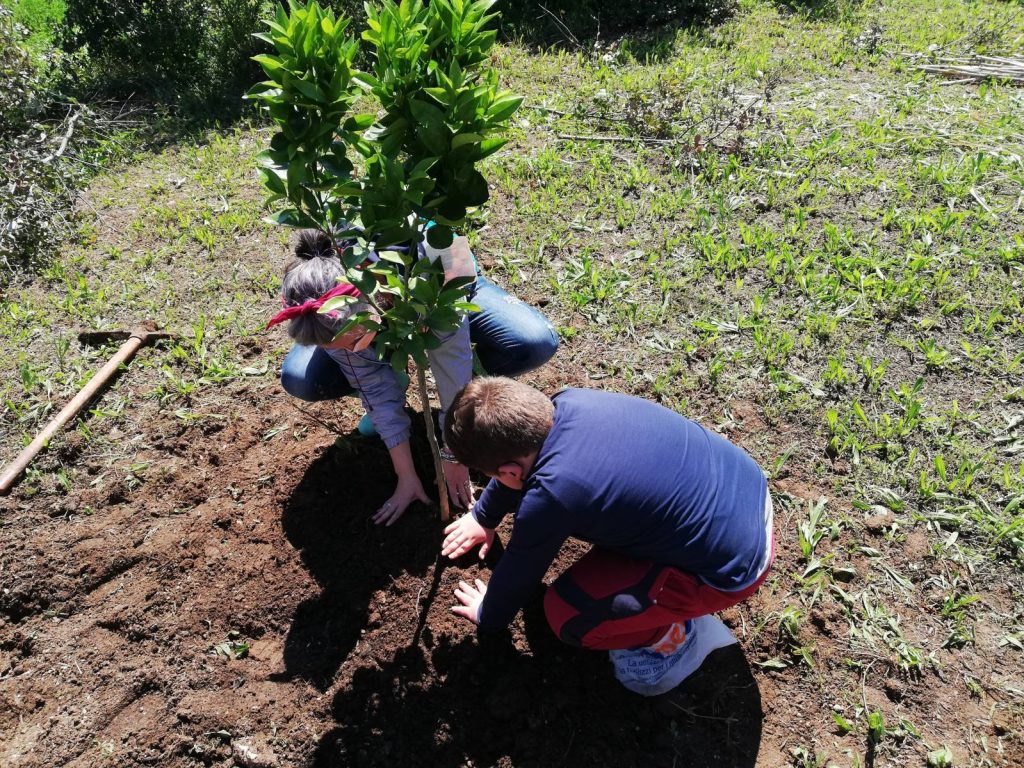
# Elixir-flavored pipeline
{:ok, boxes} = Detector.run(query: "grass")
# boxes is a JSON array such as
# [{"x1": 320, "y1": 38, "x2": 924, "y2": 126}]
[
  {"x1": 1, "y1": 125, "x2": 278, "y2": 494},
  {"x1": 6, "y1": 0, "x2": 66, "y2": 51},
  {"x1": 1, "y1": 0, "x2": 1023, "y2": 764}
]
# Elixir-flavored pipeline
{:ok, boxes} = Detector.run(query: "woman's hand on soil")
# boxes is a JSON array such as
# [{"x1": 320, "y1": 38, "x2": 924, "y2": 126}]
[
  {"x1": 373, "y1": 476, "x2": 429, "y2": 526},
  {"x1": 443, "y1": 460, "x2": 474, "y2": 509},
  {"x1": 452, "y1": 578, "x2": 487, "y2": 624},
  {"x1": 441, "y1": 512, "x2": 495, "y2": 559}
]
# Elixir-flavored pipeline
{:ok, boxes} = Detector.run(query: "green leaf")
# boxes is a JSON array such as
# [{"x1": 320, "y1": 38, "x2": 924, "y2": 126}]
[
  {"x1": 437, "y1": 197, "x2": 467, "y2": 221},
  {"x1": 340, "y1": 244, "x2": 373, "y2": 268},
  {"x1": 409, "y1": 277, "x2": 438, "y2": 305},
  {"x1": 330, "y1": 315, "x2": 368, "y2": 342},
  {"x1": 264, "y1": 208, "x2": 317, "y2": 228},
  {"x1": 409, "y1": 156, "x2": 439, "y2": 177},
  {"x1": 378, "y1": 250, "x2": 410, "y2": 266},
  {"x1": 487, "y1": 93, "x2": 523, "y2": 123},
  {"x1": 867, "y1": 711, "x2": 886, "y2": 744},
  {"x1": 375, "y1": 224, "x2": 416, "y2": 248},
  {"x1": 476, "y1": 137, "x2": 507, "y2": 161},
  {"x1": 346, "y1": 269, "x2": 379, "y2": 295},
  {"x1": 441, "y1": 275, "x2": 476, "y2": 292},
  {"x1": 451, "y1": 132, "x2": 483, "y2": 149},
  {"x1": 425, "y1": 86, "x2": 451, "y2": 105},
  {"x1": 378, "y1": 117, "x2": 410, "y2": 156},
  {"x1": 390, "y1": 349, "x2": 410, "y2": 373},
  {"x1": 319, "y1": 295, "x2": 359, "y2": 314},
  {"x1": 409, "y1": 99, "x2": 450, "y2": 155},
  {"x1": 245, "y1": 82, "x2": 283, "y2": 102},
  {"x1": 458, "y1": 169, "x2": 489, "y2": 207},
  {"x1": 258, "y1": 167, "x2": 286, "y2": 195},
  {"x1": 754, "y1": 658, "x2": 790, "y2": 670},
  {"x1": 344, "y1": 113, "x2": 376, "y2": 131},
  {"x1": 293, "y1": 78, "x2": 328, "y2": 104},
  {"x1": 320, "y1": 156, "x2": 355, "y2": 180},
  {"x1": 926, "y1": 747, "x2": 953, "y2": 768},
  {"x1": 252, "y1": 54, "x2": 286, "y2": 76},
  {"x1": 831, "y1": 713, "x2": 852, "y2": 735},
  {"x1": 411, "y1": 256, "x2": 444, "y2": 277},
  {"x1": 286, "y1": 160, "x2": 306, "y2": 195},
  {"x1": 353, "y1": 71, "x2": 381, "y2": 90},
  {"x1": 427, "y1": 306, "x2": 460, "y2": 329}
]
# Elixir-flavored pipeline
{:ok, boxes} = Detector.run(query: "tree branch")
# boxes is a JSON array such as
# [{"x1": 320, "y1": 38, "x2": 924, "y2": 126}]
[{"x1": 42, "y1": 107, "x2": 84, "y2": 164}]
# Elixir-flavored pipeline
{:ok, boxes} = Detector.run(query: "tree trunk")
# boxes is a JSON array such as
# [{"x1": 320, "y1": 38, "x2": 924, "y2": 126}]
[{"x1": 415, "y1": 364, "x2": 450, "y2": 522}]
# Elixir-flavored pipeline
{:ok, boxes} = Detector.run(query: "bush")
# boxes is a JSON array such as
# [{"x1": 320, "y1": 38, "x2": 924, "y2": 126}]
[
  {"x1": 0, "y1": 5, "x2": 80, "y2": 280},
  {"x1": 10, "y1": 0, "x2": 68, "y2": 52},
  {"x1": 60, "y1": 0, "x2": 270, "y2": 112},
  {"x1": 1, "y1": 6, "x2": 58, "y2": 130},
  {"x1": 495, "y1": 0, "x2": 730, "y2": 45}
]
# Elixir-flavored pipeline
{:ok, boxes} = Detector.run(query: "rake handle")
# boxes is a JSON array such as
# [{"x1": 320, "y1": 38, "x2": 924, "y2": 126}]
[{"x1": 0, "y1": 331, "x2": 148, "y2": 495}]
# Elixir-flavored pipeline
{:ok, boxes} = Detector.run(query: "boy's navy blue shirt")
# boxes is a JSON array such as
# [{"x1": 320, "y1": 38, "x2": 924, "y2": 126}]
[{"x1": 471, "y1": 388, "x2": 769, "y2": 632}]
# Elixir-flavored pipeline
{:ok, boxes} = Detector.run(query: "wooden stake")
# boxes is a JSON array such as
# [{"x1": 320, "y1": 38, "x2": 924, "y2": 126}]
[{"x1": 415, "y1": 365, "x2": 450, "y2": 522}]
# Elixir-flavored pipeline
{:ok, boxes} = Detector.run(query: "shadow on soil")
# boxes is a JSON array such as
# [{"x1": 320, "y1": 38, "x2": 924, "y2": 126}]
[
  {"x1": 278, "y1": 420, "x2": 764, "y2": 766},
  {"x1": 312, "y1": 583, "x2": 765, "y2": 768},
  {"x1": 277, "y1": 433, "x2": 440, "y2": 691}
]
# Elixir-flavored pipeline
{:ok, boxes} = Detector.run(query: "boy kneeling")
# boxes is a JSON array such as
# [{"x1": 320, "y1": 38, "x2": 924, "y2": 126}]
[{"x1": 442, "y1": 377, "x2": 775, "y2": 696}]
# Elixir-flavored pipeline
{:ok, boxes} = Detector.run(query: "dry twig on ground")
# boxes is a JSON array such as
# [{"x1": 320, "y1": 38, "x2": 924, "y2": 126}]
[{"x1": 917, "y1": 55, "x2": 1024, "y2": 85}]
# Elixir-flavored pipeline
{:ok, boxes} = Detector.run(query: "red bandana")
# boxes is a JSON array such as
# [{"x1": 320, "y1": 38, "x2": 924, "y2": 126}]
[{"x1": 266, "y1": 282, "x2": 362, "y2": 329}]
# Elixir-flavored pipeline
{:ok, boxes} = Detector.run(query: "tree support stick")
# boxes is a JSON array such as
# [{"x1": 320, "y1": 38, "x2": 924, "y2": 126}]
[{"x1": 415, "y1": 365, "x2": 450, "y2": 522}]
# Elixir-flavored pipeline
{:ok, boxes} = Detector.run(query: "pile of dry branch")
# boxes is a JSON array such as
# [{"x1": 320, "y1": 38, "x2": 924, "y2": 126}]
[{"x1": 917, "y1": 55, "x2": 1024, "y2": 85}]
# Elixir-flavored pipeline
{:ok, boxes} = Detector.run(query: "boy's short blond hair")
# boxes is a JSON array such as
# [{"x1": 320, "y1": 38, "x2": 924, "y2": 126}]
[{"x1": 444, "y1": 377, "x2": 554, "y2": 474}]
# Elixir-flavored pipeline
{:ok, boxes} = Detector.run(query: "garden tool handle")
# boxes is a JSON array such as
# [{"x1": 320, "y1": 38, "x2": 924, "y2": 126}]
[{"x1": 0, "y1": 329, "x2": 149, "y2": 495}]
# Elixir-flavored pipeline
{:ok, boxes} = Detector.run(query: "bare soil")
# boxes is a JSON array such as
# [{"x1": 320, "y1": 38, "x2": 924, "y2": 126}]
[{"x1": 0, "y1": 367, "x2": 772, "y2": 767}]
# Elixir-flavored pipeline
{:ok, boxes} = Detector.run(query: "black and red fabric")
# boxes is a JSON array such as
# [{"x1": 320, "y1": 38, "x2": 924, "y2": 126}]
[{"x1": 543, "y1": 537, "x2": 775, "y2": 651}]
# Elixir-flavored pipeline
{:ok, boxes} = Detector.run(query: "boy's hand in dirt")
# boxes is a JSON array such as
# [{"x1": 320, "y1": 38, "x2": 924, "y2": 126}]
[
  {"x1": 441, "y1": 512, "x2": 495, "y2": 559},
  {"x1": 373, "y1": 475, "x2": 429, "y2": 526},
  {"x1": 452, "y1": 578, "x2": 487, "y2": 624},
  {"x1": 443, "y1": 460, "x2": 474, "y2": 509}
]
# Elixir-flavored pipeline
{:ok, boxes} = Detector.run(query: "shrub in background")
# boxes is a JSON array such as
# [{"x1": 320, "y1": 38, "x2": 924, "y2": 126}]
[
  {"x1": 9, "y1": 0, "x2": 68, "y2": 53},
  {"x1": 60, "y1": 0, "x2": 270, "y2": 112},
  {"x1": 495, "y1": 0, "x2": 731, "y2": 46},
  {"x1": 0, "y1": 5, "x2": 82, "y2": 281},
  {"x1": 1, "y1": 2, "x2": 65, "y2": 130}
]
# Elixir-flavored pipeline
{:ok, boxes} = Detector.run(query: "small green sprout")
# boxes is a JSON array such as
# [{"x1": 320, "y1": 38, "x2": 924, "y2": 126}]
[
  {"x1": 213, "y1": 631, "x2": 250, "y2": 660},
  {"x1": 926, "y1": 746, "x2": 954, "y2": 768}
]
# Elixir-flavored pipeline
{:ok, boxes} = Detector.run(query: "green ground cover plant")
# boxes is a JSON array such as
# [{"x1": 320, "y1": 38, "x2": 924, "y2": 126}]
[
  {"x1": 7, "y1": 0, "x2": 66, "y2": 51},
  {"x1": 1, "y1": 0, "x2": 1022, "y2": 764}
]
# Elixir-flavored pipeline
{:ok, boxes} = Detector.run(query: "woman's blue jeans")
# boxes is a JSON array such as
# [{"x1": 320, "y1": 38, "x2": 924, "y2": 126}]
[{"x1": 280, "y1": 276, "x2": 559, "y2": 402}]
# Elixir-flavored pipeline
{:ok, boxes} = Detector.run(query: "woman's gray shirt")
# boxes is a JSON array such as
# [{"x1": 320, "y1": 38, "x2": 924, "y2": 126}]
[{"x1": 324, "y1": 323, "x2": 472, "y2": 450}]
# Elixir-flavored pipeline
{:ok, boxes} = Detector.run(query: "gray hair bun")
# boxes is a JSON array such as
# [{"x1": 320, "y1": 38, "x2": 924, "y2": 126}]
[
  {"x1": 293, "y1": 229, "x2": 335, "y2": 261},
  {"x1": 281, "y1": 230, "x2": 368, "y2": 347}
]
